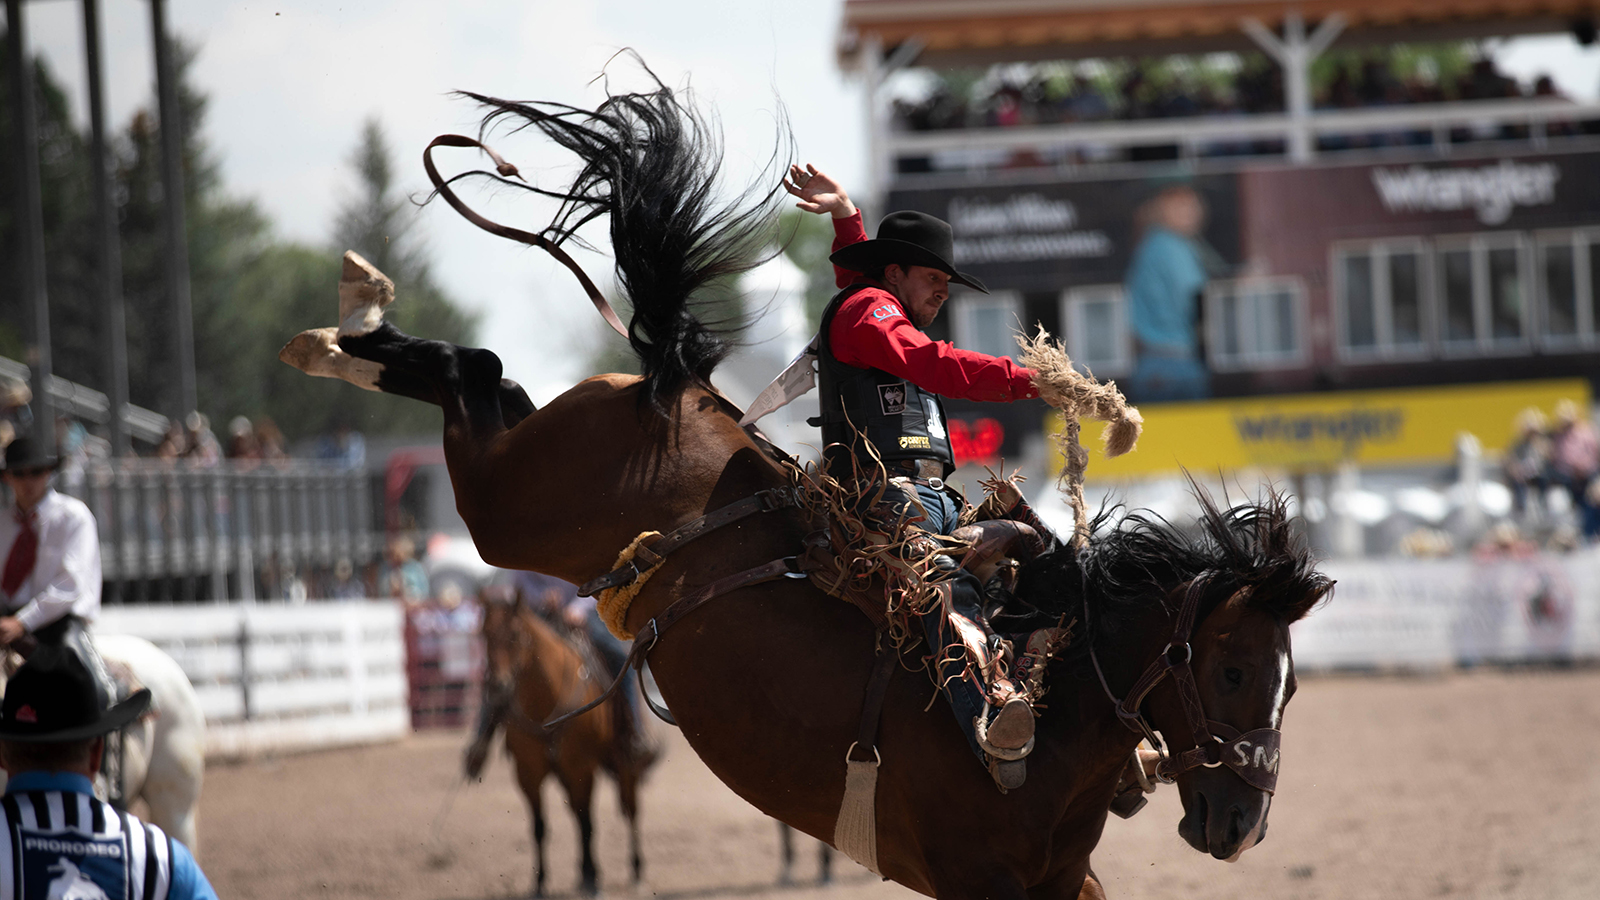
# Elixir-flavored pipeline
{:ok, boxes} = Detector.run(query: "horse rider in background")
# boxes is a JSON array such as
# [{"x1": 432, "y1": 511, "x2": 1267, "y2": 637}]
[
  {"x1": 0, "y1": 437, "x2": 117, "y2": 712},
  {"x1": 0, "y1": 643, "x2": 218, "y2": 900},
  {"x1": 784, "y1": 166, "x2": 1058, "y2": 791},
  {"x1": 464, "y1": 571, "x2": 646, "y2": 778}
]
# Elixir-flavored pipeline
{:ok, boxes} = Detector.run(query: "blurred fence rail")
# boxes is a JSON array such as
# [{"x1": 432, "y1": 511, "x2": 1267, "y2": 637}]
[{"x1": 61, "y1": 458, "x2": 377, "y2": 599}]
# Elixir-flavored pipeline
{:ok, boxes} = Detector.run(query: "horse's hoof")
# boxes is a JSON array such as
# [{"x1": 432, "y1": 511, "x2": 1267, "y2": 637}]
[
  {"x1": 279, "y1": 328, "x2": 384, "y2": 391},
  {"x1": 338, "y1": 251, "x2": 396, "y2": 336}
]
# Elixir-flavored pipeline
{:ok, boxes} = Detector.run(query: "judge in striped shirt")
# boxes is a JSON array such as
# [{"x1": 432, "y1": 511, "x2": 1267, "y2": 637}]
[{"x1": 0, "y1": 644, "x2": 216, "y2": 900}]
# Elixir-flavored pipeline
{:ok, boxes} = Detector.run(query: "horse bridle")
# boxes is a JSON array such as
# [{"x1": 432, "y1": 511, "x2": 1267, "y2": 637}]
[{"x1": 1085, "y1": 571, "x2": 1283, "y2": 794}]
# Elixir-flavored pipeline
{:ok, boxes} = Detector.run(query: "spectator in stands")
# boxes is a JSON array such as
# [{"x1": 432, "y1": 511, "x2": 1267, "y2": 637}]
[
  {"x1": 1549, "y1": 399, "x2": 1600, "y2": 539},
  {"x1": 317, "y1": 421, "x2": 366, "y2": 470},
  {"x1": 1124, "y1": 183, "x2": 1214, "y2": 402},
  {"x1": 182, "y1": 413, "x2": 221, "y2": 467},
  {"x1": 1504, "y1": 406, "x2": 1552, "y2": 522},
  {"x1": 329, "y1": 557, "x2": 366, "y2": 599},
  {"x1": 0, "y1": 377, "x2": 30, "y2": 450},
  {"x1": 254, "y1": 416, "x2": 288, "y2": 461},
  {"x1": 154, "y1": 421, "x2": 187, "y2": 460},
  {"x1": 381, "y1": 536, "x2": 429, "y2": 604},
  {"x1": 227, "y1": 416, "x2": 260, "y2": 460}
]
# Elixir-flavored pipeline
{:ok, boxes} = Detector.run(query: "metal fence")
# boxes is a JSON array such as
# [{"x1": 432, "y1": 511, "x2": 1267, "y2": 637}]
[{"x1": 61, "y1": 459, "x2": 377, "y2": 601}]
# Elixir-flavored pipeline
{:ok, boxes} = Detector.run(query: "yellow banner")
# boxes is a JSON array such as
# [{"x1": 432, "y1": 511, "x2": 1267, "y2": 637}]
[{"x1": 1056, "y1": 379, "x2": 1591, "y2": 477}]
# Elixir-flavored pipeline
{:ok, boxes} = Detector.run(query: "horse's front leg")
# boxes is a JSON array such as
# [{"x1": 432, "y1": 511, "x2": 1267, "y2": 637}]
[{"x1": 557, "y1": 765, "x2": 600, "y2": 896}]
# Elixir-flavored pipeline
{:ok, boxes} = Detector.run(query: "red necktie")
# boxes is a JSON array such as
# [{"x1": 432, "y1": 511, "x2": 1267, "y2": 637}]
[{"x1": 2, "y1": 511, "x2": 38, "y2": 597}]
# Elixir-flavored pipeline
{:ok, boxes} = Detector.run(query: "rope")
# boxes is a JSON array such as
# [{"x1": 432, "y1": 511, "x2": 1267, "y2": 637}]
[{"x1": 1017, "y1": 327, "x2": 1143, "y2": 550}]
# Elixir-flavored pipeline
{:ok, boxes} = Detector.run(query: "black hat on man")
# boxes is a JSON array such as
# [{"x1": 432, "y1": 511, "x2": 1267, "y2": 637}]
[
  {"x1": 829, "y1": 211, "x2": 989, "y2": 294},
  {"x1": 2, "y1": 436, "x2": 58, "y2": 473},
  {"x1": 0, "y1": 645, "x2": 149, "y2": 743}
]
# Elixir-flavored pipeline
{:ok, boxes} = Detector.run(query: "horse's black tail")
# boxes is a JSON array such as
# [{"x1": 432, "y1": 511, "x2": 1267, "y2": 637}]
[{"x1": 455, "y1": 57, "x2": 791, "y2": 412}]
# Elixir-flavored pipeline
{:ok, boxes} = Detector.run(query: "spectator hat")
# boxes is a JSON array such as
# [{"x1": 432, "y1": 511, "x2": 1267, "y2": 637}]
[
  {"x1": 829, "y1": 211, "x2": 988, "y2": 293},
  {"x1": 2, "y1": 436, "x2": 58, "y2": 473},
  {"x1": 0, "y1": 645, "x2": 150, "y2": 743}
]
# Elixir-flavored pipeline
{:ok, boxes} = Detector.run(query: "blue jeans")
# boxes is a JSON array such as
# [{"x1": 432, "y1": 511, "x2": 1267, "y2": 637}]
[{"x1": 882, "y1": 482, "x2": 990, "y2": 760}]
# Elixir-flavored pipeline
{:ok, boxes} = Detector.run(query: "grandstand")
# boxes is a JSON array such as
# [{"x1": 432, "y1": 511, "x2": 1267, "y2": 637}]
[{"x1": 836, "y1": 1, "x2": 1600, "y2": 487}]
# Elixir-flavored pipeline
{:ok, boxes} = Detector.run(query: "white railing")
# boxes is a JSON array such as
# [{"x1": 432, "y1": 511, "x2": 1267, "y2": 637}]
[
  {"x1": 887, "y1": 98, "x2": 1600, "y2": 172},
  {"x1": 63, "y1": 458, "x2": 377, "y2": 595},
  {"x1": 98, "y1": 601, "x2": 409, "y2": 758}
]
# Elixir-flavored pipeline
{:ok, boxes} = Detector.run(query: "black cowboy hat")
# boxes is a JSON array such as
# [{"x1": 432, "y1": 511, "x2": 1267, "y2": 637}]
[
  {"x1": 2, "y1": 436, "x2": 58, "y2": 473},
  {"x1": 0, "y1": 645, "x2": 150, "y2": 743},
  {"x1": 829, "y1": 211, "x2": 989, "y2": 293}
]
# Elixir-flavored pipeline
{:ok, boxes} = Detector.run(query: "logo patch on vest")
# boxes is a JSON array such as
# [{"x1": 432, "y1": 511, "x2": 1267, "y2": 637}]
[
  {"x1": 20, "y1": 832, "x2": 125, "y2": 900},
  {"x1": 898, "y1": 436, "x2": 931, "y2": 449},
  {"x1": 924, "y1": 398, "x2": 947, "y2": 440},
  {"x1": 878, "y1": 382, "x2": 908, "y2": 415}
]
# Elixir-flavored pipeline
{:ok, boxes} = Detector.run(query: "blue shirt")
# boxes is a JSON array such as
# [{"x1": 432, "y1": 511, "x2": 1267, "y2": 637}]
[
  {"x1": 1125, "y1": 226, "x2": 1208, "y2": 356},
  {"x1": 5, "y1": 771, "x2": 217, "y2": 900}
]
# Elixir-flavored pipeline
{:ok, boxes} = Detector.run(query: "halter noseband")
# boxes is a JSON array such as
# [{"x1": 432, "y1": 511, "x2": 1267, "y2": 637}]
[{"x1": 1086, "y1": 571, "x2": 1283, "y2": 795}]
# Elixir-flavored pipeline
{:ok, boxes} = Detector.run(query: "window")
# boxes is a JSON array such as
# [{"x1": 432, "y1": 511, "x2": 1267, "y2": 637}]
[
  {"x1": 1434, "y1": 233, "x2": 1529, "y2": 354},
  {"x1": 1536, "y1": 230, "x2": 1600, "y2": 347},
  {"x1": 1333, "y1": 240, "x2": 1428, "y2": 359},
  {"x1": 1061, "y1": 285, "x2": 1131, "y2": 378},
  {"x1": 1206, "y1": 278, "x2": 1307, "y2": 370},
  {"x1": 951, "y1": 291, "x2": 1023, "y2": 360}
]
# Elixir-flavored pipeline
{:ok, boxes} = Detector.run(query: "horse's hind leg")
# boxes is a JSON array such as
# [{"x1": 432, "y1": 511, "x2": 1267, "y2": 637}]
[{"x1": 279, "y1": 251, "x2": 536, "y2": 432}]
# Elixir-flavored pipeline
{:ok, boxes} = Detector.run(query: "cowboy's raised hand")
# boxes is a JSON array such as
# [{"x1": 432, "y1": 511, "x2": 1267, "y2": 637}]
[{"x1": 783, "y1": 163, "x2": 857, "y2": 219}]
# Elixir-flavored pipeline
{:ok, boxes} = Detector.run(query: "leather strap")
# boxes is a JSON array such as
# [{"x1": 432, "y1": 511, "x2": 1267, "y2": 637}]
[
  {"x1": 422, "y1": 134, "x2": 628, "y2": 338},
  {"x1": 578, "y1": 487, "x2": 798, "y2": 597},
  {"x1": 848, "y1": 647, "x2": 898, "y2": 763},
  {"x1": 543, "y1": 557, "x2": 804, "y2": 730},
  {"x1": 1089, "y1": 571, "x2": 1285, "y2": 794}
]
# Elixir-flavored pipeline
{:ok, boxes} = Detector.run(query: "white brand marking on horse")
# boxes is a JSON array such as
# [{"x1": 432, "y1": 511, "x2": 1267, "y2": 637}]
[{"x1": 1268, "y1": 647, "x2": 1289, "y2": 728}]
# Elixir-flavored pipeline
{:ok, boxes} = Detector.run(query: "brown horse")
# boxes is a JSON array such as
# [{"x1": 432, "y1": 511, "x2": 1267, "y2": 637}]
[
  {"x1": 281, "y1": 78, "x2": 1332, "y2": 898},
  {"x1": 471, "y1": 595, "x2": 651, "y2": 896}
]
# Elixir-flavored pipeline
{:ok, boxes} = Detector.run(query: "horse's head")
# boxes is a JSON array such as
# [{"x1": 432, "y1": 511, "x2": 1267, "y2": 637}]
[
  {"x1": 1140, "y1": 577, "x2": 1306, "y2": 861},
  {"x1": 479, "y1": 592, "x2": 533, "y2": 699}
]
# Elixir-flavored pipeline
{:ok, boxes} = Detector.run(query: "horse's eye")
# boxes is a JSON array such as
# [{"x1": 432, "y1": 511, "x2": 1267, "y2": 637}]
[{"x1": 1224, "y1": 668, "x2": 1244, "y2": 687}]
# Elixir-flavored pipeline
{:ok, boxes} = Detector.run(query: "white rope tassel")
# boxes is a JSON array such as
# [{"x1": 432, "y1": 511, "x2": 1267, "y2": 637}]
[{"x1": 833, "y1": 743, "x2": 882, "y2": 875}]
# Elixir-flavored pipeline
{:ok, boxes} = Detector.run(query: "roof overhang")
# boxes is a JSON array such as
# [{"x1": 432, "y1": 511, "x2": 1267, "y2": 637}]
[{"x1": 839, "y1": 0, "x2": 1600, "y2": 69}]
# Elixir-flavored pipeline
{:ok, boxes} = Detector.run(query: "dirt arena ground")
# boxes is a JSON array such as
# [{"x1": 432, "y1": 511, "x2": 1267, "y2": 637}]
[{"x1": 199, "y1": 667, "x2": 1600, "y2": 900}]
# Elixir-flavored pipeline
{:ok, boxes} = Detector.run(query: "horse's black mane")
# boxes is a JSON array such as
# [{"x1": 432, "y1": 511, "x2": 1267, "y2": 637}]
[
  {"x1": 449, "y1": 55, "x2": 793, "y2": 414},
  {"x1": 1007, "y1": 488, "x2": 1332, "y2": 655}
]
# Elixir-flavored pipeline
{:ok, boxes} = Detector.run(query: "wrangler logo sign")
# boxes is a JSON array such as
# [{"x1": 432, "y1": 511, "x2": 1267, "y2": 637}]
[
  {"x1": 1370, "y1": 160, "x2": 1560, "y2": 225},
  {"x1": 1056, "y1": 379, "x2": 1590, "y2": 476}
]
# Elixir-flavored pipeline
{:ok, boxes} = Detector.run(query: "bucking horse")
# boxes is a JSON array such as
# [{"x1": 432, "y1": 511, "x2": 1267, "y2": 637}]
[{"x1": 280, "y1": 70, "x2": 1333, "y2": 899}]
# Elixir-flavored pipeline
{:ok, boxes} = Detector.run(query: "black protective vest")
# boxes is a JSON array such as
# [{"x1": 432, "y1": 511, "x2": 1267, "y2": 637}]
[{"x1": 812, "y1": 284, "x2": 955, "y2": 478}]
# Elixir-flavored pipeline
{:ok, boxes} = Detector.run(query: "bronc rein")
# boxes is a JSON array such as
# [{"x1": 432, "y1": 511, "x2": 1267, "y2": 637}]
[{"x1": 1084, "y1": 571, "x2": 1283, "y2": 794}]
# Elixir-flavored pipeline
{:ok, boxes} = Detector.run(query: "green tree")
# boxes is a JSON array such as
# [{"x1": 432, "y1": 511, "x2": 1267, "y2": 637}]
[
  {"x1": 215, "y1": 118, "x2": 480, "y2": 441},
  {"x1": 3, "y1": 36, "x2": 480, "y2": 445},
  {"x1": 0, "y1": 39, "x2": 97, "y2": 384}
]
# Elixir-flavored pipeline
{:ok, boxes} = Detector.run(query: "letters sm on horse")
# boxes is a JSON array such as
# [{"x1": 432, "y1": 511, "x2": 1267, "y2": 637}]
[{"x1": 279, "y1": 67, "x2": 1332, "y2": 899}]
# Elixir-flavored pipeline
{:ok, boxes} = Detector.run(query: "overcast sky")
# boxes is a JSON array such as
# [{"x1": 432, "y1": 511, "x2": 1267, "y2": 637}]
[{"x1": 18, "y1": 2, "x2": 1600, "y2": 404}]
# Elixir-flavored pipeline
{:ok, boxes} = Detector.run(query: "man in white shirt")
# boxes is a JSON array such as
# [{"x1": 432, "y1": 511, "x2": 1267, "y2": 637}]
[{"x1": 0, "y1": 437, "x2": 112, "y2": 708}]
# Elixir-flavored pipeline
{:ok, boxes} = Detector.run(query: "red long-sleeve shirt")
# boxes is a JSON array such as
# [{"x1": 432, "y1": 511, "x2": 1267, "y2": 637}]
[{"x1": 827, "y1": 212, "x2": 1038, "y2": 403}]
